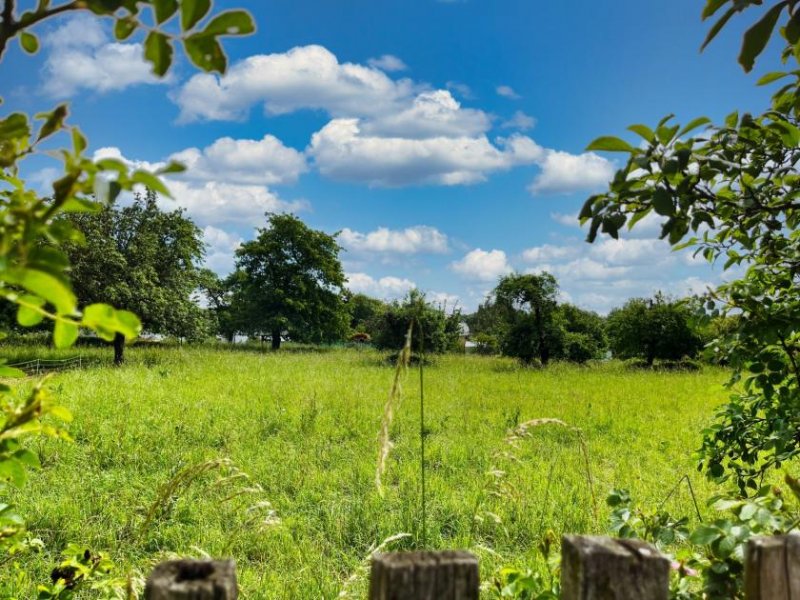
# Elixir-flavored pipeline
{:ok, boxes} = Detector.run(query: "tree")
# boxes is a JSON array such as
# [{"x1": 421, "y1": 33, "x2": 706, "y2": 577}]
[
  {"x1": 558, "y1": 303, "x2": 607, "y2": 363},
  {"x1": 606, "y1": 294, "x2": 701, "y2": 366},
  {"x1": 345, "y1": 292, "x2": 387, "y2": 337},
  {"x1": 580, "y1": 0, "x2": 800, "y2": 490},
  {"x1": 64, "y1": 189, "x2": 207, "y2": 363},
  {"x1": 0, "y1": 0, "x2": 255, "y2": 581},
  {"x1": 372, "y1": 289, "x2": 463, "y2": 354},
  {"x1": 231, "y1": 213, "x2": 348, "y2": 350},
  {"x1": 494, "y1": 273, "x2": 562, "y2": 365}
]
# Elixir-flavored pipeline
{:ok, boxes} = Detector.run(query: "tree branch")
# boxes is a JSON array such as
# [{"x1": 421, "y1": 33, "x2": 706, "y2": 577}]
[{"x1": 0, "y1": 1, "x2": 80, "y2": 61}]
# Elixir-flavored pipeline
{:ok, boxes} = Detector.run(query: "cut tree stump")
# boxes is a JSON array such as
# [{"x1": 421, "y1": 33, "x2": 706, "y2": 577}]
[
  {"x1": 745, "y1": 534, "x2": 800, "y2": 599},
  {"x1": 369, "y1": 551, "x2": 479, "y2": 599},
  {"x1": 145, "y1": 559, "x2": 237, "y2": 599},
  {"x1": 561, "y1": 535, "x2": 669, "y2": 600}
]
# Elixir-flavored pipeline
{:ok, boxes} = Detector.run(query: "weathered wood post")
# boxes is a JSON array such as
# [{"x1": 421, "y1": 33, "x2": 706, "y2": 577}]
[
  {"x1": 561, "y1": 535, "x2": 669, "y2": 600},
  {"x1": 369, "y1": 551, "x2": 479, "y2": 599},
  {"x1": 745, "y1": 534, "x2": 800, "y2": 599},
  {"x1": 145, "y1": 559, "x2": 237, "y2": 599}
]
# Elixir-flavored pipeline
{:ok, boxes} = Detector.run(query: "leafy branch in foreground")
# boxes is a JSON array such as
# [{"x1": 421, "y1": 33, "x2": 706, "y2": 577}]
[
  {"x1": 0, "y1": 0, "x2": 257, "y2": 590},
  {"x1": 581, "y1": 0, "x2": 800, "y2": 493}
]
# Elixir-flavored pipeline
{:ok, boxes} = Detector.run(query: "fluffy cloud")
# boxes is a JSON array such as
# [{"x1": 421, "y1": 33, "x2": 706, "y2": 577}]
[
  {"x1": 521, "y1": 244, "x2": 578, "y2": 263},
  {"x1": 346, "y1": 272, "x2": 416, "y2": 299},
  {"x1": 451, "y1": 249, "x2": 512, "y2": 282},
  {"x1": 429, "y1": 291, "x2": 461, "y2": 310},
  {"x1": 340, "y1": 226, "x2": 449, "y2": 254},
  {"x1": 588, "y1": 238, "x2": 674, "y2": 266},
  {"x1": 502, "y1": 111, "x2": 537, "y2": 131},
  {"x1": 41, "y1": 15, "x2": 164, "y2": 98},
  {"x1": 361, "y1": 90, "x2": 491, "y2": 139},
  {"x1": 367, "y1": 54, "x2": 408, "y2": 71},
  {"x1": 174, "y1": 45, "x2": 418, "y2": 122},
  {"x1": 92, "y1": 146, "x2": 307, "y2": 227},
  {"x1": 528, "y1": 150, "x2": 615, "y2": 195},
  {"x1": 496, "y1": 85, "x2": 521, "y2": 99},
  {"x1": 169, "y1": 135, "x2": 307, "y2": 186},
  {"x1": 203, "y1": 226, "x2": 243, "y2": 273},
  {"x1": 309, "y1": 121, "x2": 542, "y2": 186}
]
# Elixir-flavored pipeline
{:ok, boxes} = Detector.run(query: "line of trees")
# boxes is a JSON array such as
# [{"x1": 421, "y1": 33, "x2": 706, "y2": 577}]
[{"x1": 4, "y1": 195, "x2": 713, "y2": 366}]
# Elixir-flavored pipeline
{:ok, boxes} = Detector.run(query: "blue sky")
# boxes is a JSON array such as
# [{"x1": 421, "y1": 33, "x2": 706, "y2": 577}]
[{"x1": 2, "y1": 0, "x2": 777, "y2": 312}]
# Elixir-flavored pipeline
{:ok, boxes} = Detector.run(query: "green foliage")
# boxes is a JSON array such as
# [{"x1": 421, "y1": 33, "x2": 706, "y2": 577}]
[
  {"x1": 0, "y1": 0, "x2": 255, "y2": 589},
  {"x1": 494, "y1": 273, "x2": 563, "y2": 366},
  {"x1": 606, "y1": 478, "x2": 800, "y2": 599},
  {"x1": 372, "y1": 289, "x2": 462, "y2": 354},
  {"x1": 230, "y1": 213, "x2": 348, "y2": 349},
  {"x1": 606, "y1": 294, "x2": 701, "y2": 366},
  {"x1": 344, "y1": 292, "x2": 387, "y2": 337},
  {"x1": 474, "y1": 332, "x2": 500, "y2": 355},
  {"x1": 558, "y1": 304, "x2": 607, "y2": 363},
  {"x1": 581, "y1": 0, "x2": 800, "y2": 492},
  {"x1": 63, "y1": 189, "x2": 209, "y2": 362}
]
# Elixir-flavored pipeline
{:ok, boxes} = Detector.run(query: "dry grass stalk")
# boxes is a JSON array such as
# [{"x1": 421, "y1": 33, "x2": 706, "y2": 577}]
[
  {"x1": 336, "y1": 532, "x2": 411, "y2": 598},
  {"x1": 375, "y1": 323, "x2": 413, "y2": 496}
]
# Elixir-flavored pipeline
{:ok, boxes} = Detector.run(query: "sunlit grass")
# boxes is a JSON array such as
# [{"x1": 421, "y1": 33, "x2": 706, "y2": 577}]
[{"x1": 0, "y1": 345, "x2": 730, "y2": 598}]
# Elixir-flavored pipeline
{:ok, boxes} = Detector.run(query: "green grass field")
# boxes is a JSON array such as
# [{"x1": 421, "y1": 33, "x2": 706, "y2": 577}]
[{"x1": 0, "y1": 345, "x2": 731, "y2": 598}]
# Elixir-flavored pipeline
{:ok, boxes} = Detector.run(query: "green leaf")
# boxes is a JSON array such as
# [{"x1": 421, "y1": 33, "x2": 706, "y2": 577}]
[
  {"x1": 0, "y1": 460, "x2": 26, "y2": 488},
  {"x1": 0, "y1": 364, "x2": 24, "y2": 378},
  {"x1": 82, "y1": 304, "x2": 141, "y2": 341},
  {"x1": 690, "y1": 525, "x2": 722, "y2": 545},
  {"x1": 17, "y1": 295, "x2": 45, "y2": 327},
  {"x1": 53, "y1": 320, "x2": 79, "y2": 349},
  {"x1": 130, "y1": 170, "x2": 171, "y2": 196},
  {"x1": 702, "y1": 7, "x2": 736, "y2": 51},
  {"x1": 114, "y1": 17, "x2": 137, "y2": 40},
  {"x1": 739, "y1": 2, "x2": 789, "y2": 72},
  {"x1": 183, "y1": 33, "x2": 227, "y2": 73},
  {"x1": 678, "y1": 117, "x2": 711, "y2": 137},
  {"x1": 36, "y1": 104, "x2": 68, "y2": 142},
  {"x1": 180, "y1": 0, "x2": 211, "y2": 30},
  {"x1": 157, "y1": 160, "x2": 186, "y2": 174},
  {"x1": 586, "y1": 136, "x2": 636, "y2": 153},
  {"x1": 13, "y1": 449, "x2": 40, "y2": 470},
  {"x1": 144, "y1": 30, "x2": 173, "y2": 77},
  {"x1": 2, "y1": 269, "x2": 76, "y2": 315},
  {"x1": 153, "y1": 0, "x2": 178, "y2": 24},
  {"x1": 19, "y1": 32, "x2": 39, "y2": 54},
  {"x1": 757, "y1": 71, "x2": 791, "y2": 85},
  {"x1": 702, "y1": 0, "x2": 728, "y2": 20},
  {"x1": 652, "y1": 188, "x2": 675, "y2": 216},
  {"x1": 201, "y1": 10, "x2": 255, "y2": 36},
  {"x1": 627, "y1": 124, "x2": 655, "y2": 143},
  {"x1": 72, "y1": 127, "x2": 87, "y2": 153},
  {"x1": 0, "y1": 113, "x2": 30, "y2": 142}
]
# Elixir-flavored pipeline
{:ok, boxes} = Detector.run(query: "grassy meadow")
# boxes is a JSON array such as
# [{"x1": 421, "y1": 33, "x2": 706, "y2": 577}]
[{"x1": 0, "y1": 344, "x2": 731, "y2": 598}]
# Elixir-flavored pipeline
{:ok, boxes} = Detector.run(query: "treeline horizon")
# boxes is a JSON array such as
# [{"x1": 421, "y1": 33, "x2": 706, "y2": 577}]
[{"x1": 0, "y1": 189, "x2": 721, "y2": 368}]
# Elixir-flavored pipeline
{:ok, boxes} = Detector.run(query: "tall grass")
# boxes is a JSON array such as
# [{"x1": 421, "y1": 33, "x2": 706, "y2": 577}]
[{"x1": 0, "y1": 345, "x2": 731, "y2": 598}]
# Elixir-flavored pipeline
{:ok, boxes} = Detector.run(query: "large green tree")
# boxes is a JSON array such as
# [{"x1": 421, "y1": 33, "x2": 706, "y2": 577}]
[
  {"x1": 494, "y1": 273, "x2": 563, "y2": 365},
  {"x1": 581, "y1": 0, "x2": 800, "y2": 491},
  {"x1": 371, "y1": 289, "x2": 462, "y2": 354},
  {"x1": 606, "y1": 294, "x2": 701, "y2": 366},
  {"x1": 65, "y1": 190, "x2": 207, "y2": 364},
  {"x1": 231, "y1": 213, "x2": 348, "y2": 350}
]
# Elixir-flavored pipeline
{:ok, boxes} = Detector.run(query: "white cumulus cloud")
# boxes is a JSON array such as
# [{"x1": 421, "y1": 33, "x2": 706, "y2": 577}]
[
  {"x1": 174, "y1": 44, "x2": 418, "y2": 122},
  {"x1": 367, "y1": 54, "x2": 408, "y2": 71},
  {"x1": 451, "y1": 249, "x2": 512, "y2": 282},
  {"x1": 169, "y1": 135, "x2": 307, "y2": 186},
  {"x1": 496, "y1": 85, "x2": 521, "y2": 99},
  {"x1": 340, "y1": 226, "x2": 449, "y2": 254},
  {"x1": 41, "y1": 15, "x2": 164, "y2": 98},
  {"x1": 528, "y1": 150, "x2": 615, "y2": 195},
  {"x1": 346, "y1": 272, "x2": 416, "y2": 299},
  {"x1": 203, "y1": 226, "x2": 243, "y2": 274}
]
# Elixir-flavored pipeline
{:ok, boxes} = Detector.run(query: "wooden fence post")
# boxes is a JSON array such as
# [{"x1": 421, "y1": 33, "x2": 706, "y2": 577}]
[
  {"x1": 369, "y1": 551, "x2": 479, "y2": 600},
  {"x1": 145, "y1": 559, "x2": 237, "y2": 599},
  {"x1": 561, "y1": 535, "x2": 669, "y2": 600},
  {"x1": 745, "y1": 535, "x2": 800, "y2": 599}
]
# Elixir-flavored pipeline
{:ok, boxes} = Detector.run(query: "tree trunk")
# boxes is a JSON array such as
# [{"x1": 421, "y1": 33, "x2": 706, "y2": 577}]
[
  {"x1": 113, "y1": 332, "x2": 125, "y2": 365},
  {"x1": 271, "y1": 330, "x2": 281, "y2": 350}
]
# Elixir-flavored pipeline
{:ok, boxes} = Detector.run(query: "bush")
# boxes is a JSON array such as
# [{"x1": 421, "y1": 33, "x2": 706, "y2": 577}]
[
  {"x1": 474, "y1": 333, "x2": 500, "y2": 355},
  {"x1": 372, "y1": 290, "x2": 462, "y2": 354}
]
